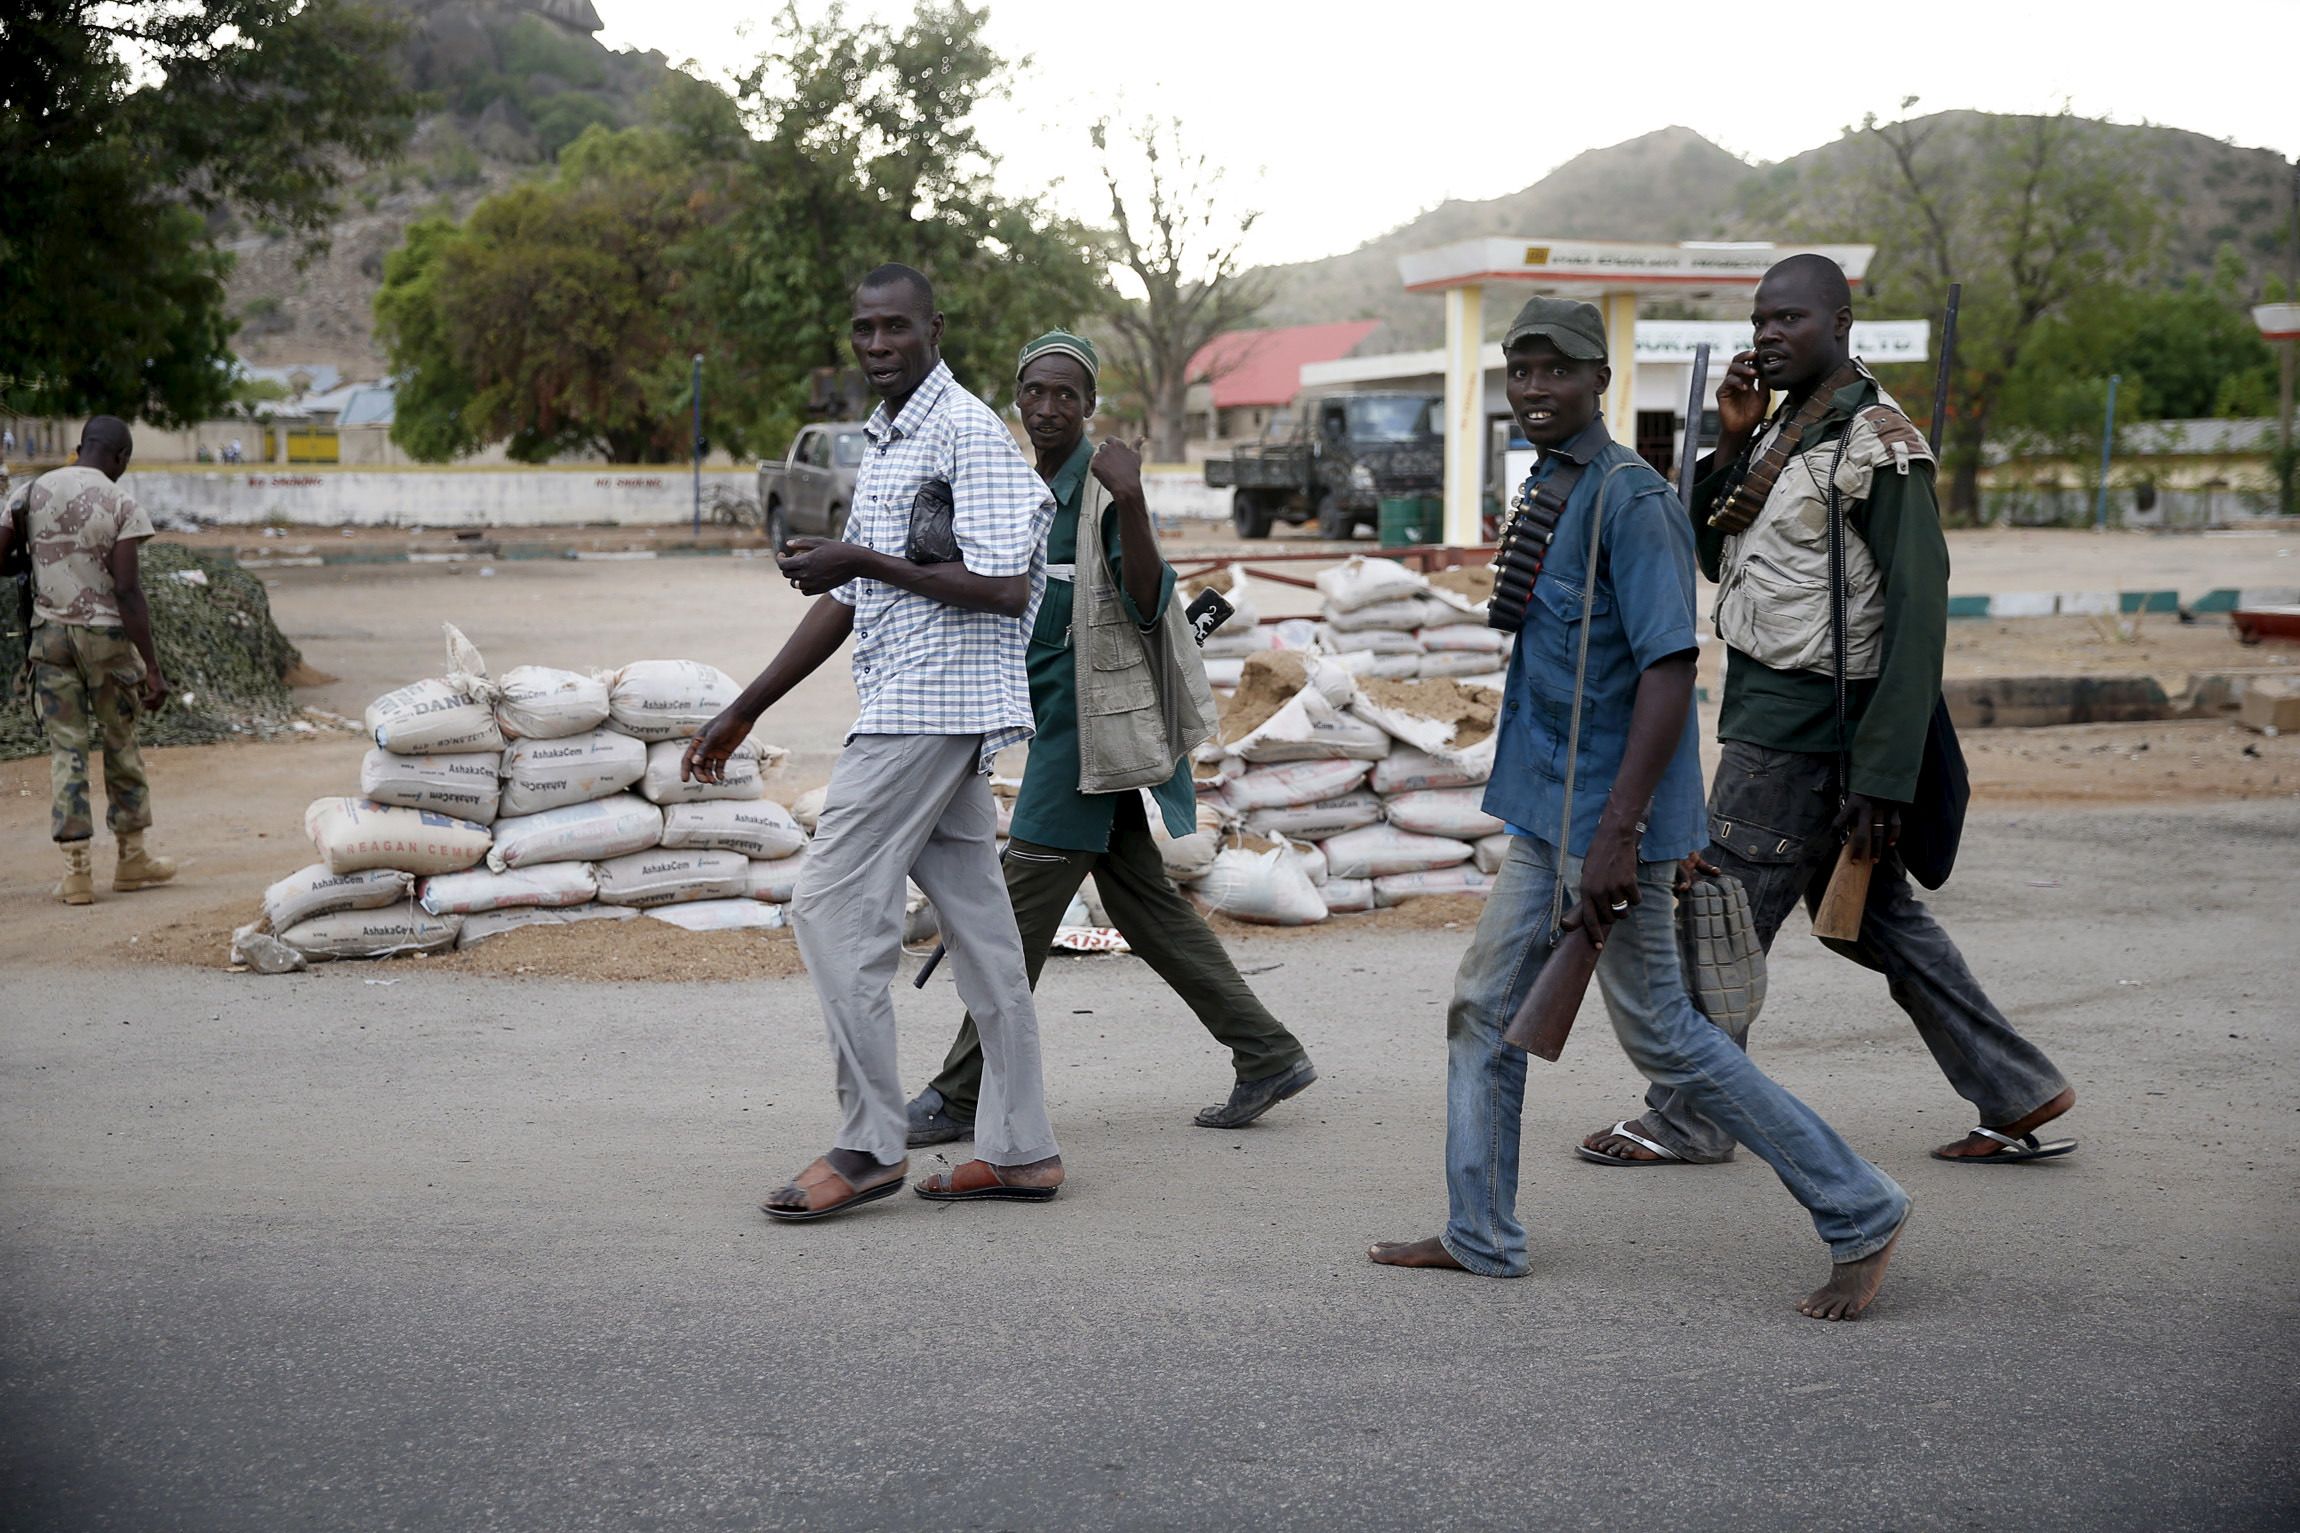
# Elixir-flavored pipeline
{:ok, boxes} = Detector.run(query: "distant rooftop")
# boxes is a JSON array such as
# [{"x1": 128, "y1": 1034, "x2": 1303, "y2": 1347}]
[{"x1": 1188, "y1": 321, "x2": 1381, "y2": 409}]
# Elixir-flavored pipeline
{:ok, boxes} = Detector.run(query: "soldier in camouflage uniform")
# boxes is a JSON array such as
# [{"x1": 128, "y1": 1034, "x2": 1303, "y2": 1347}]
[{"x1": 1, "y1": 416, "x2": 176, "y2": 904}]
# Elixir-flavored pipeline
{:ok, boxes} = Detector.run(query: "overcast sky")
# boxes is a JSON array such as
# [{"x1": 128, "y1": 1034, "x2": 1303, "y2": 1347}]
[{"x1": 592, "y1": 0, "x2": 2300, "y2": 269}]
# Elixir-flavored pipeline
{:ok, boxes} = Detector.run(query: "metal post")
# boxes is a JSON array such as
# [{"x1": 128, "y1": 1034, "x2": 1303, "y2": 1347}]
[
  {"x1": 2283, "y1": 160, "x2": 2298, "y2": 516},
  {"x1": 690, "y1": 352, "x2": 704, "y2": 538},
  {"x1": 2093, "y1": 373, "x2": 2120, "y2": 531}
]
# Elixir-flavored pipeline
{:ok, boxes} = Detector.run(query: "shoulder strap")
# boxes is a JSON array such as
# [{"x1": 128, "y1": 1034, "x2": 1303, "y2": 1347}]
[
  {"x1": 1825, "y1": 430, "x2": 1856, "y2": 804},
  {"x1": 1549, "y1": 460, "x2": 1644, "y2": 942},
  {"x1": 1709, "y1": 362, "x2": 1863, "y2": 533}
]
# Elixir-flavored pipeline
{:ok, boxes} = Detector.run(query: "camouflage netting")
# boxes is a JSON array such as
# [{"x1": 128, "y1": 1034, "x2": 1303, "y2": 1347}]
[{"x1": 3, "y1": 543, "x2": 306, "y2": 760}]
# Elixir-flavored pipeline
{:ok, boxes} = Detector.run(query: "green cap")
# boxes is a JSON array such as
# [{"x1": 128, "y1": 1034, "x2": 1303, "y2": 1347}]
[
  {"x1": 1502, "y1": 297, "x2": 1607, "y2": 362},
  {"x1": 1016, "y1": 330, "x2": 1099, "y2": 388}
]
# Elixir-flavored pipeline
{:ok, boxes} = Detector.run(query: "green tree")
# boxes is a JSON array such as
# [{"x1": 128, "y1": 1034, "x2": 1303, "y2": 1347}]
[
  {"x1": 1802, "y1": 106, "x2": 2163, "y2": 520},
  {"x1": 686, "y1": 2, "x2": 1105, "y2": 443},
  {"x1": 374, "y1": 125, "x2": 732, "y2": 463},
  {"x1": 0, "y1": 0, "x2": 416, "y2": 424}
]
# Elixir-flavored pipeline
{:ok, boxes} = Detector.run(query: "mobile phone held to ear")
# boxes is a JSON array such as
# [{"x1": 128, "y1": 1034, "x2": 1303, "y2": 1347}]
[{"x1": 1184, "y1": 588, "x2": 1235, "y2": 648}]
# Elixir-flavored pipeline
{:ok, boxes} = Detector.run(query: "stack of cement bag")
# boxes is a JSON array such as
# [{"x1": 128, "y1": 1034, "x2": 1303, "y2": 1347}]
[
  {"x1": 1189, "y1": 558, "x2": 1509, "y2": 694},
  {"x1": 1156, "y1": 646, "x2": 1509, "y2": 928},
  {"x1": 236, "y1": 625, "x2": 807, "y2": 967}
]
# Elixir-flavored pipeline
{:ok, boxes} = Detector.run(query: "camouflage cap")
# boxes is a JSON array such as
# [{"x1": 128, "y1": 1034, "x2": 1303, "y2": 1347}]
[{"x1": 1502, "y1": 297, "x2": 1608, "y2": 362}]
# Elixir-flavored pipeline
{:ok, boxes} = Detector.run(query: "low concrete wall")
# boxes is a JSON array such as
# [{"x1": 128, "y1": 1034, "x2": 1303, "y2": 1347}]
[
  {"x1": 127, "y1": 464, "x2": 1235, "y2": 529},
  {"x1": 128, "y1": 467, "x2": 760, "y2": 529}
]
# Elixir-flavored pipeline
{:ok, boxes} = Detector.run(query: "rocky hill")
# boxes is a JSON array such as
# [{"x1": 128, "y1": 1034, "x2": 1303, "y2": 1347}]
[
  {"x1": 225, "y1": 0, "x2": 678, "y2": 378},
  {"x1": 1255, "y1": 116, "x2": 2297, "y2": 351}
]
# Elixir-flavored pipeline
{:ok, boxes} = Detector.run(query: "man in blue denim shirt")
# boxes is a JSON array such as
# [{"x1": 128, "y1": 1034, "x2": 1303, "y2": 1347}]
[{"x1": 1372, "y1": 298, "x2": 1913, "y2": 1320}]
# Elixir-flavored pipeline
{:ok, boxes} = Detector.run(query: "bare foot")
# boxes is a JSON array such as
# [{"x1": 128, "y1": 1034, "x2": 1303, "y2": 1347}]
[
  {"x1": 990, "y1": 1153, "x2": 1064, "y2": 1191},
  {"x1": 1368, "y1": 1236, "x2": 1468, "y2": 1271},
  {"x1": 1934, "y1": 1086, "x2": 2076, "y2": 1160},
  {"x1": 1798, "y1": 1211, "x2": 1910, "y2": 1321},
  {"x1": 761, "y1": 1149, "x2": 906, "y2": 1217}
]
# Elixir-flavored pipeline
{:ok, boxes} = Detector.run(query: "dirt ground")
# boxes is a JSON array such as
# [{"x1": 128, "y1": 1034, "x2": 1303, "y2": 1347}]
[{"x1": 3, "y1": 546, "x2": 2296, "y2": 982}]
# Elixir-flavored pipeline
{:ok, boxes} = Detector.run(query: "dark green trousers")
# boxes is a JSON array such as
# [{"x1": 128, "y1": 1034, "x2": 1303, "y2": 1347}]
[{"x1": 928, "y1": 790, "x2": 1307, "y2": 1118}]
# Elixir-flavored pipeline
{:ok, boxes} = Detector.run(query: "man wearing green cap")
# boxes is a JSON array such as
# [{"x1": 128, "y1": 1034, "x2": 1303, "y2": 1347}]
[
  {"x1": 1371, "y1": 297, "x2": 1910, "y2": 1321},
  {"x1": 905, "y1": 330, "x2": 1318, "y2": 1145}
]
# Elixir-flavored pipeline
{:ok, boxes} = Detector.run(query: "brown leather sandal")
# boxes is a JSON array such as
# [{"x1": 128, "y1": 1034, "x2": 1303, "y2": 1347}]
[
  {"x1": 912, "y1": 1159, "x2": 1060, "y2": 1203},
  {"x1": 760, "y1": 1155, "x2": 908, "y2": 1222}
]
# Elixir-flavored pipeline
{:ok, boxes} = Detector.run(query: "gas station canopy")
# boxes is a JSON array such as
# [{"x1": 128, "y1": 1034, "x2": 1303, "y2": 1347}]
[{"x1": 1398, "y1": 238, "x2": 1878, "y2": 544}]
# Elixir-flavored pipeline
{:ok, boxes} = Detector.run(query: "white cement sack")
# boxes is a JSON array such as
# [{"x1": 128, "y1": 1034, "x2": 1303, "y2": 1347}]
[
  {"x1": 790, "y1": 786, "x2": 828, "y2": 834},
  {"x1": 1190, "y1": 844, "x2": 1327, "y2": 927},
  {"x1": 487, "y1": 793, "x2": 662, "y2": 872},
  {"x1": 1418, "y1": 624, "x2": 1512, "y2": 653},
  {"x1": 1460, "y1": 670, "x2": 1509, "y2": 690},
  {"x1": 359, "y1": 748, "x2": 502, "y2": 825},
  {"x1": 1414, "y1": 597, "x2": 1483, "y2": 630},
  {"x1": 365, "y1": 623, "x2": 502, "y2": 755},
  {"x1": 495, "y1": 665, "x2": 611, "y2": 740},
  {"x1": 457, "y1": 902, "x2": 637, "y2": 948},
  {"x1": 1285, "y1": 837, "x2": 1328, "y2": 886},
  {"x1": 743, "y1": 848, "x2": 808, "y2": 902},
  {"x1": 659, "y1": 800, "x2": 806, "y2": 859},
  {"x1": 498, "y1": 728, "x2": 648, "y2": 817},
  {"x1": 1374, "y1": 867, "x2": 1495, "y2": 903},
  {"x1": 608, "y1": 660, "x2": 741, "y2": 741},
  {"x1": 1317, "y1": 625, "x2": 1422, "y2": 656},
  {"x1": 1273, "y1": 617, "x2": 1319, "y2": 651},
  {"x1": 1243, "y1": 790, "x2": 1384, "y2": 841},
  {"x1": 1233, "y1": 688, "x2": 1391, "y2": 765},
  {"x1": 1370, "y1": 746, "x2": 1491, "y2": 795},
  {"x1": 304, "y1": 797, "x2": 493, "y2": 877},
  {"x1": 1324, "y1": 597, "x2": 1428, "y2": 634},
  {"x1": 593, "y1": 847, "x2": 750, "y2": 908},
  {"x1": 418, "y1": 861, "x2": 597, "y2": 916},
  {"x1": 1473, "y1": 832, "x2": 1515, "y2": 875},
  {"x1": 1200, "y1": 624, "x2": 1283, "y2": 659},
  {"x1": 261, "y1": 864, "x2": 414, "y2": 932},
  {"x1": 1316, "y1": 555, "x2": 1426, "y2": 613},
  {"x1": 1225, "y1": 758, "x2": 1371, "y2": 811},
  {"x1": 1350, "y1": 683, "x2": 1502, "y2": 774},
  {"x1": 1203, "y1": 658, "x2": 1245, "y2": 691},
  {"x1": 646, "y1": 899, "x2": 789, "y2": 933},
  {"x1": 639, "y1": 737, "x2": 776, "y2": 805},
  {"x1": 1362, "y1": 653, "x2": 1425, "y2": 680},
  {"x1": 1157, "y1": 830, "x2": 1219, "y2": 883},
  {"x1": 1322, "y1": 877, "x2": 1375, "y2": 913},
  {"x1": 1322, "y1": 823, "x2": 1475, "y2": 879},
  {"x1": 1384, "y1": 786, "x2": 1504, "y2": 840},
  {"x1": 279, "y1": 904, "x2": 461, "y2": 961},
  {"x1": 1418, "y1": 650, "x2": 1503, "y2": 680}
]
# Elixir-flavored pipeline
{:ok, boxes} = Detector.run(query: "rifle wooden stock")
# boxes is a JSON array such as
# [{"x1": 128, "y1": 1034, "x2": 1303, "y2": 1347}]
[
  {"x1": 1502, "y1": 924, "x2": 1602, "y2": 1061},
  {"x1": 1810, "y1": 843, "x2": 1872, "y2": 941}
]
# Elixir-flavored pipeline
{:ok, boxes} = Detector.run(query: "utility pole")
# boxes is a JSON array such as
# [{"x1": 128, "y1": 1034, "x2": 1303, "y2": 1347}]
[
  {"x1": 690, "y1": 352, "x2": 704, "y2": 539},
  {"x1": 2094, "y1": 374, "x2": 2120, "y2": 531}
]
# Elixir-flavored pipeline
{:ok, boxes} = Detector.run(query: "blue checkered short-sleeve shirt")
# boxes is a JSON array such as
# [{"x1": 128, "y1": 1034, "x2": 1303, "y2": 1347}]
[{"x1": 835, "y1": 361, "x2": 1053, "y2": 770}]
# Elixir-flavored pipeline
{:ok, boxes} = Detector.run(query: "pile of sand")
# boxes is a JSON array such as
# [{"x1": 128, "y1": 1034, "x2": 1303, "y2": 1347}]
[
  {"x1": 1356, "y1": 677, "x2": 1501, "y2": 748},
  {"x1": 1218, "y1": 651, "x2": 1311, "y2": 743}
]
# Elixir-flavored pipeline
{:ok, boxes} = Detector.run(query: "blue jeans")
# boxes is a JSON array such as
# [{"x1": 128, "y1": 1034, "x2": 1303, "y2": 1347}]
[{"x1": 1441, "y1": 834, "x2": 1911, "y2": 1278}]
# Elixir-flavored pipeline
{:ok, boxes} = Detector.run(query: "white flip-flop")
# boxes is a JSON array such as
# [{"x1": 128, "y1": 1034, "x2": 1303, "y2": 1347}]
[
  {"x1": 1574, "y1": 1119, "x2": 1689, "y2": 1167},
  {"x1": 1932, "y1": 1125, "x2": 2077, "y2": 1164}
]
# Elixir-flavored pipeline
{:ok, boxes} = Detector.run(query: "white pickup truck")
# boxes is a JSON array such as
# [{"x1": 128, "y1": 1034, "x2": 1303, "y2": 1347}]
[{"x1": 755, "y1": 422, "x2": 870, "y2": 548}]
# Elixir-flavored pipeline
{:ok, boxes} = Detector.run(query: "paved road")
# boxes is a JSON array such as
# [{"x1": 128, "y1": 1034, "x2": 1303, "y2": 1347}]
[{"x1": 4, "y1": 801, "x2": 2296, "y2": 1530}]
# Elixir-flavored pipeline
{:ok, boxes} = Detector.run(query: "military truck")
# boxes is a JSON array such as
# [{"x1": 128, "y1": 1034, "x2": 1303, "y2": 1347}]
[
  {"x1": 756, "y1": 422, "x2": 870, "y2": 548},
  {"x1": 1203, "y1": 391, "x2": 1444, "y2": 539}
]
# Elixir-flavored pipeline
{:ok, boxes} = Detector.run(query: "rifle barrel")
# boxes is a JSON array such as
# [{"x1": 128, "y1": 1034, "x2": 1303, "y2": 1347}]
[
  {"x1": 1930, "y1": 283, "x2": 1961, "y2": 453},
  {"x1": 1677, "y1": 344, "x2": 1712, "y2": 510}
]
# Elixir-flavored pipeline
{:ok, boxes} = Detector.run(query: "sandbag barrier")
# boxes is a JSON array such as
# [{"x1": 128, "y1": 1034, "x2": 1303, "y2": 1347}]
[{"x1": 233, "y1": 624, "x2": 809, "y2": 969}]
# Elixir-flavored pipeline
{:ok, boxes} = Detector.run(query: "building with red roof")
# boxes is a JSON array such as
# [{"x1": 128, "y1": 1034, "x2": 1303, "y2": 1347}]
[{"x1": 1185, "y1": 320, "x2": 1380, "y2": 446}]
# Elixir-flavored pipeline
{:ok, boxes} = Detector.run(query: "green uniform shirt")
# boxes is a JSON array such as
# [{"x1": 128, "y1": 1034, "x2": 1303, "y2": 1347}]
[
  {"x1": 1693, "y1": 374, "x2": 1948, "y2": 804},
  {"x1": 1009, "y1": 436, "x2": 1194, "y2": 852}
]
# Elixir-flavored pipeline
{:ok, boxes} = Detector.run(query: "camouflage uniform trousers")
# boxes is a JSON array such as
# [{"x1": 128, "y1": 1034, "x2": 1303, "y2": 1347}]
[{"x1": 28, "y1": 622, "x2": 153, "y2": 843}]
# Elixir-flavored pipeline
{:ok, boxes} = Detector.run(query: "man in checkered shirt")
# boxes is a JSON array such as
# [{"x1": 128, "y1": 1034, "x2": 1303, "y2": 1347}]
[{"x1": 685, "y1": 263, "x2": 1065, "y2": 1221}]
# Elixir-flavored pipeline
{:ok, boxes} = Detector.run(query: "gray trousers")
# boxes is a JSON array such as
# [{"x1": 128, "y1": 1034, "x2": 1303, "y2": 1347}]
[
  {"x1": 790, "y1": 733, "x2": 1059, "y2": 1168},
  {"x1": 1633, "y1": 739, "x2": 2071, "y2": 1163}
]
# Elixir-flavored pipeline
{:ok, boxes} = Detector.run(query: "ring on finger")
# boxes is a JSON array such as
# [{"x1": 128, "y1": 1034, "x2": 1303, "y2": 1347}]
[{"x1": 1608, "y1": 898, "x2": 1630, "y2": 912}]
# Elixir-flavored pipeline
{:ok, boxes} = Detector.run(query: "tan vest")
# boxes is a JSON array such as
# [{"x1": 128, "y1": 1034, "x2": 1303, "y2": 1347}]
[
  {"x1": 1072, "y1": 474, "x2": 1217, "y2": 793},
  {"x1": 1712, "y1": 386, "x2": 1930, "y2": 679}
]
